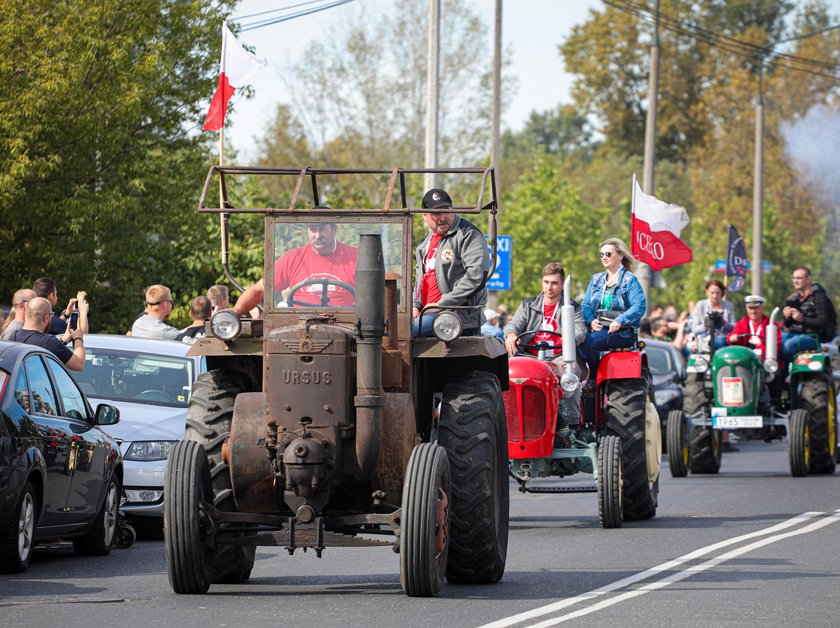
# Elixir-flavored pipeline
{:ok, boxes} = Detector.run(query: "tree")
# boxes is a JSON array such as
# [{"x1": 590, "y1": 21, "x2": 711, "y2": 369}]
[
  {"x1": 0, "y1": 0, "x2": 237, "y2": 332},
  {"x1": 499, "y1": 156, "x2": 610, "y2": 308}
]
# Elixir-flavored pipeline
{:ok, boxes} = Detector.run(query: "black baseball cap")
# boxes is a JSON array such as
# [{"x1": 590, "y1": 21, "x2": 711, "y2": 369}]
[{"x1": 422, "y1": 188, "x2": 453, "y2": 210}]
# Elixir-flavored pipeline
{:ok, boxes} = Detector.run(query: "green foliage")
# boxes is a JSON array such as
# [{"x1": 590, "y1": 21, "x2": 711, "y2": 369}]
[
  {"x1": 0, "y1": 0, "x2": 237, "y2": 332},
  {"x1": 498, "y1": 156, "x2": 610, "y2": 308}
]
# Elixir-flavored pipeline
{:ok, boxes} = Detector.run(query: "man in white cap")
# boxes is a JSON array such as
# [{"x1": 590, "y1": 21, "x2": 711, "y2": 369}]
[
  {"x1": 727, "y1": 295, "x2": 781, "y2": 362},
  {"x1": 481, "y1": 308, "x2": 504, "y2": 339}
]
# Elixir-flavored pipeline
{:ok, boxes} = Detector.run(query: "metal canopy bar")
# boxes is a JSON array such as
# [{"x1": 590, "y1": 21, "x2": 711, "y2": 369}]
[{"x1": 197, "y1": 165, "x2": 497, "y2": 215}]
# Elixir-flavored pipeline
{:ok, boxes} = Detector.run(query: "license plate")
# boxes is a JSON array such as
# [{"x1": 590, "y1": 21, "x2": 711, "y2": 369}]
[{"x1": 712, "y1": 415, "x2": 763, "y2": 429}]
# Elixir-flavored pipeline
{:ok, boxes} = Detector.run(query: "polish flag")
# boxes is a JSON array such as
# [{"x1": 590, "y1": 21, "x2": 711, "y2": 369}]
[
  {"x1": 203, "y1": 23, "x2": 268, "y2": 131},
  {"x1": 630, "y1": 176, "x2": 693, "y2": 271}
]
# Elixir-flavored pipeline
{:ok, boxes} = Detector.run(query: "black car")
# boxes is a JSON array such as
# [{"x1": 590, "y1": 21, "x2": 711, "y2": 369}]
[
  {"x1": 643, "y1": 338, "x2": 686, "y2": 450},
  {"x1": 0, "y1": 340, "x2": 123, "y2": 573}
]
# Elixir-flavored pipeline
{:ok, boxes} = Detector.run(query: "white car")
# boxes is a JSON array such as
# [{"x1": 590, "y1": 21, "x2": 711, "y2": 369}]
[{"x1": 74, "y1": 334, "x2": 205, "y2": 517}]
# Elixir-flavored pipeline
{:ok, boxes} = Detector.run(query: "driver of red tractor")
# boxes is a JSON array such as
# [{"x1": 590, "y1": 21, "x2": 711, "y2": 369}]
[
  {"x1": 580, "y1": 237, "x2": 646, "y2": 379},
  {"x1": 412, "y1": 188, "x2": 491, "y2": 337},
  {"x1": 233, "y1": 222, "x2": 357, "y2": 313},
  {"x1": 727, "y1": 295, "x2": 782, "y2": 362},
  {"x1": 503, "y1": 262, "x2": 586, "y2": 425}
]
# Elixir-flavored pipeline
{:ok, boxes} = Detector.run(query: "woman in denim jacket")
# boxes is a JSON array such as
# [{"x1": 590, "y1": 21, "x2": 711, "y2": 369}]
[{"x1": 580, "y1": 237, "x2": 646, "y2": 378}]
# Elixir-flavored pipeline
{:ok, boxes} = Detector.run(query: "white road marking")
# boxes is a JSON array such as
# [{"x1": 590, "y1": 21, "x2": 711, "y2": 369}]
[
  {"x1": 532, "y1": 510, "x2": 840, "y2": 626},
  {"x1": 479, "y1": 511, "x2": 829, "y2": 628}
]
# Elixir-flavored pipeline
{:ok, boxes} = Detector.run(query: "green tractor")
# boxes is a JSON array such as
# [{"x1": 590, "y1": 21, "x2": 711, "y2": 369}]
[{"x1": 669, "y1": 308, "x2": 837, "y2": 477}]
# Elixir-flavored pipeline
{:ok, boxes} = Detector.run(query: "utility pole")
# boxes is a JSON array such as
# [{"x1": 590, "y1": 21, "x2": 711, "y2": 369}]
[
  {"x1": 424, "y1": 0, "x2": 441, "y2": 193},
  {"x1": 638, "y1": 0, "x2": 661, "y2": 316},
  {"x1": 488, "y1": 0, "x2": 502, "y2": 310},
  {"x1": 752, "y1": 61, "x2": 765, "y2": 296},
  {"x1": 749, "y1": 24, "x2": 840, "y2": 296}
]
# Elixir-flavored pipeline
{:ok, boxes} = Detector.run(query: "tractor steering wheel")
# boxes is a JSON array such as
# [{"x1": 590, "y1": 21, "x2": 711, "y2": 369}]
[
  {"x1": 285, "y1": 278, "x2": 355, "y2": 307},
  {"x1": 516, "y1": 330, "x2": 563, "y2": 355}
]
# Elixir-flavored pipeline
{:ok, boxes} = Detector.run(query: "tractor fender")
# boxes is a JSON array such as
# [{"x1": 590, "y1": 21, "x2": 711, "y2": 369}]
[{"x1": 597, "y1": 350, "x2": 642, "y2": 381}]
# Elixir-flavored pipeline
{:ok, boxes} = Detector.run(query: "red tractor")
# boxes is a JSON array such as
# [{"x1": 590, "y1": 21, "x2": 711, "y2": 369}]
[{"x1": 504, "y1": 277, "x2": 661, "y2": 528}]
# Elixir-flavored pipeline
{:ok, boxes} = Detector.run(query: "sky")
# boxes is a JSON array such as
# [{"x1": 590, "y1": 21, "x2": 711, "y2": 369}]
[
  {"x1": 221, "y1": 0, "x2": 840, "y2": 163},
  {"x1": 222, "y1": 0, "x2": 599, "y2": 161}
]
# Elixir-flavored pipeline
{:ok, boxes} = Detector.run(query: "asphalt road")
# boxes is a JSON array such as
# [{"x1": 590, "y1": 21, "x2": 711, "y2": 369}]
[{"x1": 2, "y1": 439, "x2": 839, "y2": 627}]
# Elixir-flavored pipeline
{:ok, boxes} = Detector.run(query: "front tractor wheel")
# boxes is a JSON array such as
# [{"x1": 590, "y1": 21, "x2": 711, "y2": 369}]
[
  {"x1": 688, "y1": 425, "x2": 722, "y2": 474},
  {"x1": 789, "y1": 408, "x2": 810, "y2": 477},
  {"x1": 667, "y1": 410, "x2": 689, "y2": 478},
  {"x1": 185, "y1": 369, "x2": 256, "y2": 583},
  {"x1": 165, "y1": 440, "x2": 214, "y2": 594},
  {"x1": 597, "y1": 435, "x2": 623, "y2": 529},
  {"x1": 605, "y1": 379, "x2": 660, "y2": 521},
  {"x1": 438, "y1": 371, "x2": 509, "y2": 584},
  {"x1": 400, "y1": 443, "x2": 451, "y2": 597}
]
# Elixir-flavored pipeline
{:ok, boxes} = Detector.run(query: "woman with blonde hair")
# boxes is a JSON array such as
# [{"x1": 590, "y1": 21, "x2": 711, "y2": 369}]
[{"x1": 580, "y1": 237, "x2": 646, "y2": 377}]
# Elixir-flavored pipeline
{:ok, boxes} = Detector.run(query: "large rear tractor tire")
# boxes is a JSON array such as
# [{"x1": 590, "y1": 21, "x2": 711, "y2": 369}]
[
  {"x1": 667, "y1": 410, "x2": 689, "y2": 478},
  {"x1": 400, "y1": 443, "x2": 451, "y2": 597},
  {"x1": 605, "y1": 379, "x2": 659, "y2": 521},
  {"x1": 597, "y1": 435, "x2": 623, "y2": 529},
  {"x1": 184, "y1": 369, "x2": 255, "y2": 584},
  {"x1": 789, "y1": 408, "x2": 810, "y2": 477},
  {"x1": 800, "y1": 377, "x2": 837, "y2": 474},
  {"x1": 165, "y1": 440, "x2": 214, "y2": 593},
  {"x1": 682, "y1": 373, "x2": 707, "y2": 417},
  {"x1": 438, "y1": 371, "x2": 508, "y2": 584}
]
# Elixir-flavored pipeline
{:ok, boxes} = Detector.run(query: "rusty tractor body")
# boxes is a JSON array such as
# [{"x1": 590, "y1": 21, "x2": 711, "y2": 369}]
[{"x1": 164, "y1": 167, "x2": 509, "y2": 597}]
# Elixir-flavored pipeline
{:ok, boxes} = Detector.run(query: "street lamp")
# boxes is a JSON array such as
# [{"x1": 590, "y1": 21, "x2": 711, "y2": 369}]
[{"x1": 751, "y1": 23, "x2": 840, "y2": 296}]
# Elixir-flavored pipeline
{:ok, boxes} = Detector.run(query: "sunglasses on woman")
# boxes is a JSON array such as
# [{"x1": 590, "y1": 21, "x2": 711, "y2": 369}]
[{"x1": 598, "y1": 251, "x2": 614, "y2": 259}]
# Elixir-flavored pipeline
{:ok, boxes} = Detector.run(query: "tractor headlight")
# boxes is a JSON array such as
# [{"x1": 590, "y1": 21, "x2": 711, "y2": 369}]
[
  {"x1": 211, "y1": 310, "x2": 241, "y2": 341},
  {"x1": 688, "y1": 356, "x2": 709, "y2": 373},
  {"x1": 561, "y1": 372, "x2": 579, "y2": 393},
  {"x1": 432, "y1": 312, "x2": 462, "y2": 342},
  {"x1": 764, "y1": 358, "x2": 779, "y2": 374}
]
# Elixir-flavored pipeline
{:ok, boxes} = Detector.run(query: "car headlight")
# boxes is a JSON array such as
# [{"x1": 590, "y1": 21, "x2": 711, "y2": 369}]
[
  {"x1": 432, "y1": 312, "x2": 462, "y2": 342},
  {"x1": 654, "y1": 389, "x2": 679, "y2": 407},
  {"x1": 211, "y1": 310, "x2": 241, "y2": 340},
  {"x1": 125, "y1": 441, "x2": 176, "y2": 461},
  {"x1": 764, "y1": 358, "x2": 779, "y2": 374},
  {"x1": 561, "y1": 372, "x2": 579, "y2": 393}
]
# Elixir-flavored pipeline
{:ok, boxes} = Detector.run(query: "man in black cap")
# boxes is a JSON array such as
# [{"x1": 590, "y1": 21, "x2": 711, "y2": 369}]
[{"x1": 413, "y1": 188, "x2": 491, "y2": 336}]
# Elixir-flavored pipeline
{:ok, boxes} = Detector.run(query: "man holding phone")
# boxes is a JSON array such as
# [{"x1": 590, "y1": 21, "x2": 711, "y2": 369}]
[
  {"x1": 32, "y1": 277, "x2": 90, "y2": 336},
  {"x1": 10, "y1": 297, "x2": 86, "y2": 371}
]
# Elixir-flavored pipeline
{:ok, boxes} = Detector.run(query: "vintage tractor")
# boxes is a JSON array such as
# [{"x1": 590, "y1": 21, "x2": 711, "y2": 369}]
[
  {"x1": 164, "y1": 167, "x2": 509, "y2": 598},
  {"x1": 669, "y1": 308, "x2": 837, "y2": 477},
  {"x1": 504, "y1": 278, "x2": 661, "y2": 529}
]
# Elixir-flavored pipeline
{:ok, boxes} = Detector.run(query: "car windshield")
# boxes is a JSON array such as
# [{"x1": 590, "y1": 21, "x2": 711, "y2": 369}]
[
  {"x1": 75, "y1": 348, "x2": 194, "y2": 408},
  {"x1": 270, "y1": 219, "x2": 405, "y2": 309},
  {"x1": 646, "y1": 345, "x2": 675, "y2": 376}
]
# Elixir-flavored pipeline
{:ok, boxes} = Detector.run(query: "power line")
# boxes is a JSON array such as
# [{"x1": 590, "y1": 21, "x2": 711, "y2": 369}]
[
  {"x1": 602, "y1": 0, "x2": 840, "y2": 79},
  {"x1": 237, "y1": 0, "x2": 355, "y2": 32},
  {"x1": 235, "y1": 0, "x2": 329, "y2": 22}
]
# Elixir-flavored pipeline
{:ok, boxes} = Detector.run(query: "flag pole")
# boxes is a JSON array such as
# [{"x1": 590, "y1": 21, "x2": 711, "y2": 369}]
[{"x1": 216, "y1": 23, "x2": 236, "y2": 292}]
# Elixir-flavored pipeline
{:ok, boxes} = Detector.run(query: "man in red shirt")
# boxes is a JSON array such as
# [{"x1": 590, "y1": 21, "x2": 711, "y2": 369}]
[
  {"x1": 233, "y1": 222, "x2": 357, "y2": 313},
  {"x1": 727, "y1": 295, "x2": 781, "y2": 362}
]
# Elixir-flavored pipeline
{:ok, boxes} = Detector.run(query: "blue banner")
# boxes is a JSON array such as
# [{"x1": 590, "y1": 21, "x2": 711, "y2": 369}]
[{"x1": 726, "y1": 225, "x2": 748, "y2": 292}]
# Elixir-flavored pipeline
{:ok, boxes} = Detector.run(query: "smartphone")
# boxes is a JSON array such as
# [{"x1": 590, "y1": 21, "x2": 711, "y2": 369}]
[{"x1": 70, "y1": 311, "x2": 79, "y2": 330}]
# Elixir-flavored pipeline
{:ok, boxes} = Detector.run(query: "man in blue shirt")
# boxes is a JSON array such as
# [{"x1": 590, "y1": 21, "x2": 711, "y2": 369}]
[{"x1": 10, "y1": 297, "x2": 86, "y2": 371}]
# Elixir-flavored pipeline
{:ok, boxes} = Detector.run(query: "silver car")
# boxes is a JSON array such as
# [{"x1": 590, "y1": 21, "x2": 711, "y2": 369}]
[{"x1": 74, "y1": 335, "x2": 204, "y2": 517}]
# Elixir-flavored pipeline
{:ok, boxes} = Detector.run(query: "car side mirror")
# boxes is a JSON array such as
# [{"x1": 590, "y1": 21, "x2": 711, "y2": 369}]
[{"x1": 95, "y1": 403, "x2": 120, "y2": 426}]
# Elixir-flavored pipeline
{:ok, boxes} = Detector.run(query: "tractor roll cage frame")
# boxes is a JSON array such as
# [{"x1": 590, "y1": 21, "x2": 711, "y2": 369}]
[{"x1": 197, "y1": 164, "x2": 500, "y2": 298}]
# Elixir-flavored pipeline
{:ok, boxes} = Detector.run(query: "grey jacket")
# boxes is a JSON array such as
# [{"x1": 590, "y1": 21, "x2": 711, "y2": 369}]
[
  {"x1": 503, "y1": 292, "x2": 586, "y2": 346},
  {"x1": 414, "y1": 214, "x2": 491, "y2": 331},
  {"x1": 689, "y1": 299, "x2": 735, "y2": 336}
]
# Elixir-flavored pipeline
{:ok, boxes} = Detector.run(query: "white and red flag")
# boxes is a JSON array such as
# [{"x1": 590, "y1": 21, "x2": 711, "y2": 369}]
[
  {"x1": 203, "y1": 23, "x2": 268, "y2": 131},
  {"x1": 630, "y1": 175, "x2": 693, "y2": 271}
]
